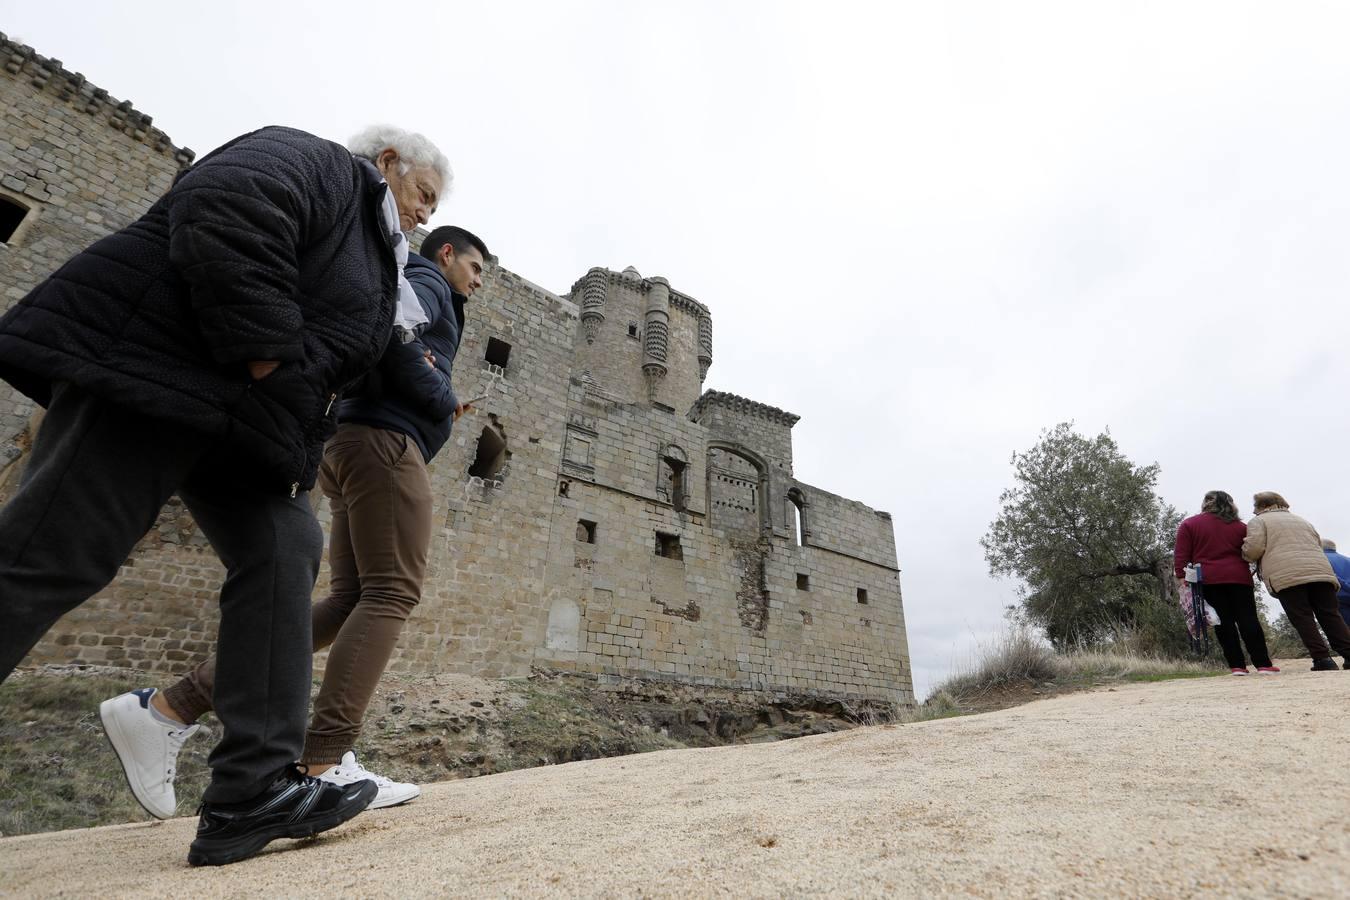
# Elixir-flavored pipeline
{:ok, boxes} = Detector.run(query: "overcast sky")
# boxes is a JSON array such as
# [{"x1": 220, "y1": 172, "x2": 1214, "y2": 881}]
[{"x1": 9, "y1": 1, "x2": 1350, "y2": 698}]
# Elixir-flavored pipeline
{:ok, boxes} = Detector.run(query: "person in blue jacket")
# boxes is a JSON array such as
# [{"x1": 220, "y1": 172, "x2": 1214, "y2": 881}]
[
  {"x1": 104, "y1": 225, "x2": 488, "y2": 820},
  {"x1": 1321, "y1": 539, "x2": 1350, "y2": 627}
]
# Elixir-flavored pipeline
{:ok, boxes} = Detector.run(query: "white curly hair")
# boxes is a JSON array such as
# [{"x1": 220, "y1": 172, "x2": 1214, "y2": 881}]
[{"x1": 347, "y1": 124, "x2": 452, "y2": 187}]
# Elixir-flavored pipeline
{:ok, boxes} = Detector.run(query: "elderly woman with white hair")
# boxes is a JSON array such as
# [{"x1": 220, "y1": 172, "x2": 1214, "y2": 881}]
[
  {"x1": 348, "y1": 124, "x2": 451, "y2": 231},
  {"x1": 69, "y1": 123, "x2": 454, "y2": 865},
  {"x1": 348, "y1": 125, "x2": 453, "y2": 336},
  {"x1": 100, "y1": 122, "x2": 461, "y2": 824},
  {"x1": 1242, "y1": 491, "x2": 1350, "y2": 671},
  {"x1": 120, "y1": 124, "x2": 462, "y2": 809}
]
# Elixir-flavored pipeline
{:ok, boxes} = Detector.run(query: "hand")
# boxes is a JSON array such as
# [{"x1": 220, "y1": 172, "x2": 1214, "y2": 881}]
[
  {"x1": 423, "y1": 349, "x2": 436, "y2": 369},
  {"x1": 453, "y1": 401, "x2": 467, "y2": 421},
  {"x1": 248, "y1": 360, "x2": 280, "y2": 380}
]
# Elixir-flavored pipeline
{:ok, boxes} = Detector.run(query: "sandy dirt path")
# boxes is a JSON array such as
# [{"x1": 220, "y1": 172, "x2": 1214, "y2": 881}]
[{"x1": 2, "y1": 668, "x2": 1348, "y2": 898}]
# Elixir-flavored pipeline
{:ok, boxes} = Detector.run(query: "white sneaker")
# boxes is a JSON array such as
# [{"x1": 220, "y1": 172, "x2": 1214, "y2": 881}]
[
  {"x1": 99, "y1": 688, "x2": 200, "y2": 819},
  {"x1": 317, "y1": 751, "x2": 420, "y2": 809}
]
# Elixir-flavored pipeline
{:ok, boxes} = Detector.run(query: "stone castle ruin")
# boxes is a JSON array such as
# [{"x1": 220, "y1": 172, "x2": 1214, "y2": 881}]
[{"x1": 0, "y1": 34, "x2": 914, "y2": 707}]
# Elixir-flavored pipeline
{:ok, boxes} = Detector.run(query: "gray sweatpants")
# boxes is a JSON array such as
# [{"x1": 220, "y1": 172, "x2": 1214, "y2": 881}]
[
  {"x1": 164, "y1": 423, "x2": 433, "y2": 766},
  {"x1": 0, "y1": 384, "x2": 323, "y2": 803}
]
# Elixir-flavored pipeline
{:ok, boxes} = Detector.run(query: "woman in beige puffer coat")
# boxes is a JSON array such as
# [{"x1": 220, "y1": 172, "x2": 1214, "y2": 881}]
[{"x1": 1242, "y1": 491, "x2": 1350, "y2": 671}]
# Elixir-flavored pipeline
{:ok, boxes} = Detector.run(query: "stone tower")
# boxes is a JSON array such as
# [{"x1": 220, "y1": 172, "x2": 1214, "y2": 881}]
[{"x1": 568, "y1": 265, "x2": 713, "y2": 413}]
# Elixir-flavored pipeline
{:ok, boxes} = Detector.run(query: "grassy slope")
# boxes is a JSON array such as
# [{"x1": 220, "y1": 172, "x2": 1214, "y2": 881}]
[
  {"x1": 922, "y1": 629, "x2": 1222, "y2": 716},
  {"x1": 0, "y1": 673, "x2": 216, "y2": 836},
  {"x1": 0, "y1": 672, "x2": 688, "y2": 838}
]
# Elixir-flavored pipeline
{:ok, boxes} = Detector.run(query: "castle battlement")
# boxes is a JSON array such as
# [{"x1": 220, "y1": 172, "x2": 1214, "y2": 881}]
[
  {"x1": 691, "y1": 390, "x2": 800, "y2": 428},
  {"x1": 1, "y1": 32, "x2": 194, "y2": 166}
]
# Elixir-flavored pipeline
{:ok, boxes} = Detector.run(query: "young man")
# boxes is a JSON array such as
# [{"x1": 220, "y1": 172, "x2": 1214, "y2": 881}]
[
  {"x1": 0, "y1": 124, "x2": 450, "y2": 866},
  {"x1": 101, "y1": 226, "x2": 489, "y2": 814}
]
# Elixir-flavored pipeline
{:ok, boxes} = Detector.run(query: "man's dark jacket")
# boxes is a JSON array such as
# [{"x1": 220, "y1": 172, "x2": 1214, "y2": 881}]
[
  {"x1": 0, "y1": 126, "x2": 398, "y2": 493},
  {"x1": 338, "y1": 251, "x2": 465, "y2": 462}
]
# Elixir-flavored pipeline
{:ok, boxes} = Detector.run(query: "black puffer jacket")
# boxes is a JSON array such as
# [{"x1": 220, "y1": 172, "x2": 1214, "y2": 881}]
[
  {"x1": 0, "y1": 126, "x2": 398, "y2": 494},
  {"x1": 338, "y1": 252, "x2": 466, "y2": 462}
]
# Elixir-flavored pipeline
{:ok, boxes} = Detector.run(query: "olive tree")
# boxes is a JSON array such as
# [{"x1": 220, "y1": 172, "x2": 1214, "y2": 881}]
[{"x1": 981, "y1": 423, "x2": 1183, "y2": 649}]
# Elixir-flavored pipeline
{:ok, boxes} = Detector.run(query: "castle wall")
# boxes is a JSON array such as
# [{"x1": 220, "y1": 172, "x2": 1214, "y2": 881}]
[
  {"x1": 0, "y1": 32, "x2": 192, "y2": 462},
  {"x1": 537, "y1": 482, "x2": 910, "y2": 699},
  {"x1": 0, "y1": 35, "x2": 225, "y2": 673},
  {"x1": 523, "y1": 379, "x2": 912, "y2": 701},
  {"x1": 794, "y1": 483, "x2": 900, "y2": 570},
  {"x1": 381, "y1": 268, "x2": 580, "y2": 677}
]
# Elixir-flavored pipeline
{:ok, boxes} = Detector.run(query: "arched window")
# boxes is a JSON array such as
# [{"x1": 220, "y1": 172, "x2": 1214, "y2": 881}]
[
  {"x1": 787, "y1": 488, "x2": 808, "y2": 546},
  {"x1": 660, "y1": 444, "x2": 688, "y2": 511},
  {"x1": 707, "y1": 443, "x2": 770, "y2": 537}
]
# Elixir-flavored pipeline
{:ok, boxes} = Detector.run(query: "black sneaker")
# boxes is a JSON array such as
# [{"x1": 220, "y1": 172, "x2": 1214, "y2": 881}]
[
  {"x1": 187, "y1": 765, "x2": 377, "y2": 866},
  {"x1": 1311, "y1": 657, "x2": 1339, "y2": 672}
]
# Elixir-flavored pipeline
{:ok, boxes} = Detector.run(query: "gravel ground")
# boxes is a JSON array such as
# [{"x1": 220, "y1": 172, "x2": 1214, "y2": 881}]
[{"x1": 2, "y1": 665, "x2": 1347, "y2": 898}]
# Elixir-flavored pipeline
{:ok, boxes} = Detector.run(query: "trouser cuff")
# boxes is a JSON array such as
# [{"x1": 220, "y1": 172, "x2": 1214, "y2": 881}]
[
  {"x1": 161, "y1": 679, "x2": 212, "y2": 724},
  {"x1": 301, "y1": 731, "x2": 355, "y2": 766}
]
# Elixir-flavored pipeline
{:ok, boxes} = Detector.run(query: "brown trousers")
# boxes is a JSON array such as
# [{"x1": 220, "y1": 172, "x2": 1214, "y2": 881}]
[
  {"x1": 164, "y1": 424, "x2": 433, "y2": 763},
  {"x1": 1274, "y1": 580, "x2": 1350, "y2": 661}
]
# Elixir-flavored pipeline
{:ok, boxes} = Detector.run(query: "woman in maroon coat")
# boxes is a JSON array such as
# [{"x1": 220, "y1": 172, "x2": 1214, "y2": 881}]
[{"x1": 1174, "y1": 490, "x2": 1276, "y2": 675}]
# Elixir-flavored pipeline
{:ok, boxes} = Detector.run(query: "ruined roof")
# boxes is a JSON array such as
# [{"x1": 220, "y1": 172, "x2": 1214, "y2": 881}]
[
  {"x1": 1, "y1": 32, "x2": 194, "y2": 166},
  {"x1": 690, "y1": 390, "x2": 800, "y2": 427}
]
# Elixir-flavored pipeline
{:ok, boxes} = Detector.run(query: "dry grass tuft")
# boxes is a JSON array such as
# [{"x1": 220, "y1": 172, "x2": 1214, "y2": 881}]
[{"x1": 930, "y1": 627, "x2": 1218, "y2": 710}]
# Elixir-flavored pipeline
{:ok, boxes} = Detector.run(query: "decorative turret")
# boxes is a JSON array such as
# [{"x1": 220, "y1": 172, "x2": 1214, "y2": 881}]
[
  {"x1": 642, "y1": 276, "x2": 671, "y2": 401},
  {"x1": 697, "y1": 312, "x2": 713, "y2": 382},
  {"x1": 578, "y1": 267, "x2": 607, "y2": 345}
]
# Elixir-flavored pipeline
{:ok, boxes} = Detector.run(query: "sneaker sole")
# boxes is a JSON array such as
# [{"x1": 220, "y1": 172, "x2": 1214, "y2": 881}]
[
  {"x1": 367, "y1": 784, "x2": 421, "y2": 810},
  {"x1": 98, "y1": 698, "x2": 174, "y2": 820},
  {"x1": 186, "y1": 780, "x2": 378, "y2": 867}
]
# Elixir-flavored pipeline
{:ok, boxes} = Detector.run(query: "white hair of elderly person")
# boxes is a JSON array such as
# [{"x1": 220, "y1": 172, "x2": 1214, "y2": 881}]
[
  {"x1": 348, "y1": 125, "x2": 451, "y2": 182},
  {"x1": 347, "y1": 125, "x2": 452, "y2": 333}
]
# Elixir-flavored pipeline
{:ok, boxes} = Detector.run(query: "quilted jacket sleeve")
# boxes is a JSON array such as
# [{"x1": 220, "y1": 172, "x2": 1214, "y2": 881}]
[
  {"x1": 1241, "y1": 516, "x2": 1267, "y2": 562},
  {"x1": 166, "y1": 129, "x2": 352, "y2": 365}
]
